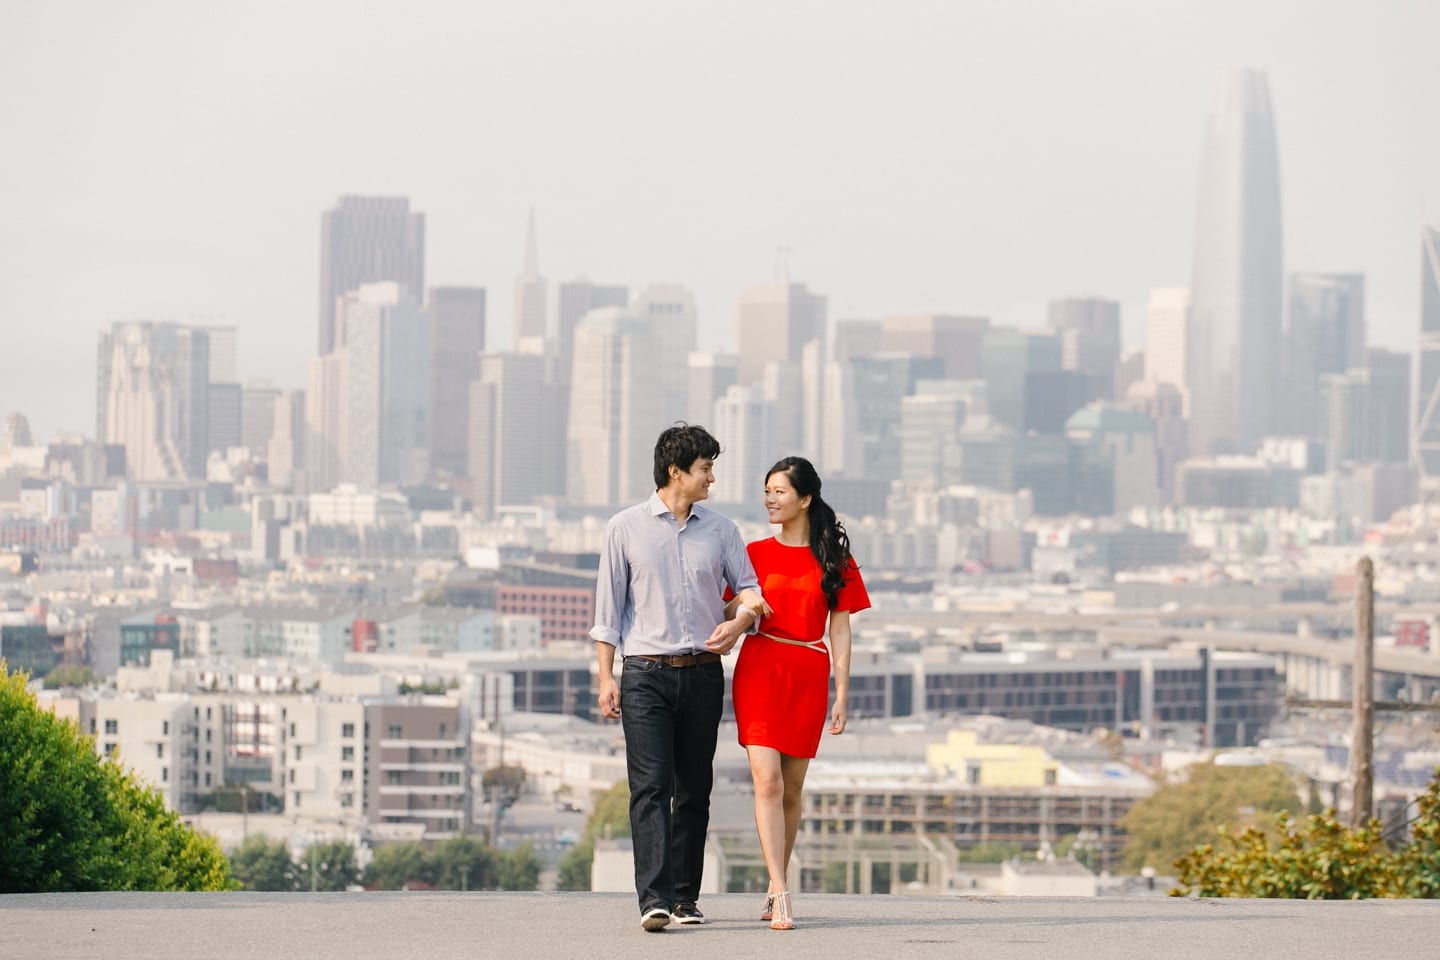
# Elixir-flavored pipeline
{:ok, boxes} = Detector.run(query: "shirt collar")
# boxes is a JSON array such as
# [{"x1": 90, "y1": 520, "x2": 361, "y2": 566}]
[{"x1": 647, "y1": 491, "x2": 708, "y2": 523}]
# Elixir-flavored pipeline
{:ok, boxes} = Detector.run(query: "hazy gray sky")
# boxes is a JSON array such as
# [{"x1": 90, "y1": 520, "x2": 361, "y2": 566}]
[{"x1": 3, "y1": 0, "x2": 1438, "y2": 441}]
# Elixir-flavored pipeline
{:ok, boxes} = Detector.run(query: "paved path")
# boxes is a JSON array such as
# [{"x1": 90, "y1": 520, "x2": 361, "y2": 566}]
[{"x1": 3, "y1": 892, "x2": 1438, "y2": 960}]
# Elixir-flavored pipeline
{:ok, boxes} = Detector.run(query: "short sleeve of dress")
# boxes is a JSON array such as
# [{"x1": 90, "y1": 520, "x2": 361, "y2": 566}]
[{"x1": 836, "y1": 556, "x2": 871, "y2": 614}]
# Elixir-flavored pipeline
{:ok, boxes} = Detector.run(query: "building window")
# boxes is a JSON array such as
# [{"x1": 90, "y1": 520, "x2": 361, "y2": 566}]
[
  {"x1": 293, "y1": 793, "x2": 301, "y2": 808},
  {"x1": 341, "y1": 769, "x2": 354, "y2": 783},
  {"x1": 162, "y1": 720, "x2": 169, "y2": 735},
  {"x1": 289, "y1": 722, "x2": 296, "y2": 738},
  {"x1": 204, "y1": 773, "x2": 212, "y2": 787},
  {"x1": 288, "y1": 770, "x2": 295, "y2": 784},
  {"x1": 439, "y1": 722, "x2": 447, "y2": 738},
  {"x1": 387, "y1": 771, "x2": 402, "y2": 785},
  {"x1": 104, "y1": 742, "x2": 116, "y2": 756},
  {"x1": 104, "y1": 719, "x2": 118, "y2": 735},
  {"x1": 388, "y1": 723, "x2": 402, "y2": 738},
  {"x1": 206, "y1": 729, "x2": 212, "y2": 743},
  {"x1": 205, "y1": 750, "x2": 211, "y2": 764},
  {"x1": 156, "y1": 744, "x2": 164, "y2": 759},
  {"x1": 342, "y1": 723, "x2": 355, "y2": 738},
  {"x1": 342, "y1": 746, "x2": 354, "y2": 762},
  {"x1": 161, "y1": 767, "x2": 168, "y2": 782},
  {"x1": 295, "y1": 745, "x2": 303, "y2": 761}
]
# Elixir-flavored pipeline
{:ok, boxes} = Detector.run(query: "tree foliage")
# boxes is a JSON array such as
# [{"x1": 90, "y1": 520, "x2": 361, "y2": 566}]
[
  {"x1": 42, "y1": 664, "x2": 95, "y2": 689},
  {"x1": 556, "y1": 781, "x2": 631, "y2": 892},
  {"x1": 296, "y1": 838, "x2": 361, "y2": 892},
  {"x1": 229, "y1": 835, "x2": 299, "y2": 891},
  {"x1": 362, "y1": 837, "x2": 539, "y2": 891},
  {"x1": 0, "y1": 660, "x2": 232, "y2": 892},
  {"x1": 1120, "y1": 761, "x2": 1301, "y2": 872},
  {"x1": 1173, "y1": 767, "x2": 1440, "y2": 899}
]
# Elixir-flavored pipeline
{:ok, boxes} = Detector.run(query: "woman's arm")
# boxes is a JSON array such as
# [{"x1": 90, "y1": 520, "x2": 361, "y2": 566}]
[{"x1": 827, "y1": 609, "x2": 852, "y2": 735}]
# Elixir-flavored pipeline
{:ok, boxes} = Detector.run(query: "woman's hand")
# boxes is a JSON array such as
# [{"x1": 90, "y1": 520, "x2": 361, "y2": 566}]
[{"x1": 828, "y1": 699, "x2": 847, "y2": 735}]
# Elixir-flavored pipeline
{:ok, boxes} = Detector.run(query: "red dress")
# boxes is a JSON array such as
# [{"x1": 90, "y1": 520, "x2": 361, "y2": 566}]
[{"x1": 732, "y1": 538, "x2": 870, "y2": 758}]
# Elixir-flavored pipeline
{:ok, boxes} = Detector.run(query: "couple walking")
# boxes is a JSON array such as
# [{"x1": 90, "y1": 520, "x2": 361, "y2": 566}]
[{"x1": 591, "y1": 424, "x2": 869, "y2": 932}]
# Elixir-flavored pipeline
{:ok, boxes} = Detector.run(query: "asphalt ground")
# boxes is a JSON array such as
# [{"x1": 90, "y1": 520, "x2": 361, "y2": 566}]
[{"x1": 3, "y1": 892, "x2": 1438, "y2": 960}]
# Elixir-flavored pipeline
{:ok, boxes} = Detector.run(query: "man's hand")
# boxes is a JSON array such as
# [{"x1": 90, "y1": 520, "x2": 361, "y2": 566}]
[
  {"x1": 704, "y1": 617, "x2": 746, "y2": 655},
  {"x1": 598, "y1": 674, "x2": 621, "y2": 719}
]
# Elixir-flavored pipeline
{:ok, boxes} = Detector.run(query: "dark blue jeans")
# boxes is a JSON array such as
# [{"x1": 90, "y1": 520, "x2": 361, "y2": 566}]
[{"x1": 620, "y1": 656, "x2": 725, "y2": 913}]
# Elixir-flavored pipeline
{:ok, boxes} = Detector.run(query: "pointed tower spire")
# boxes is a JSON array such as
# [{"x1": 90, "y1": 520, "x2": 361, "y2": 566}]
[{"x1": 523, "y1": 207, "x2": 540, "y2": 278}]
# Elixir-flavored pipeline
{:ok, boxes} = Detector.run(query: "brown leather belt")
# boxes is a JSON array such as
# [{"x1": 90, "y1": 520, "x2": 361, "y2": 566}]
[{"x1": 625, "y1": 652, "x2": 722, "y2": 668}]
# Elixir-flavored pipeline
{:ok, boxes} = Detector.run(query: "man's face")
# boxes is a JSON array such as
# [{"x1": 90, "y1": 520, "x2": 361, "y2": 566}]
[{"x1": 671, "y1": 458, "x2": 715, "y2": 501}]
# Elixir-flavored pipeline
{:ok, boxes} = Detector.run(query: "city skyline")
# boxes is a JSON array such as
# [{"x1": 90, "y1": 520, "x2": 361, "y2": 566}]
[{"x1": 4, "y1": 2, "x2": 1440, "y2": 442}]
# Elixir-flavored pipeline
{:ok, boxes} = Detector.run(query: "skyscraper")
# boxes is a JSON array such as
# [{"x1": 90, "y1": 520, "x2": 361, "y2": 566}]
[
  {"x1": 557, "y1": 279, "x2": 628, "y2": 386},
  {"x1": 687, "y1": 352, "x2": 739, "y2": 427},
  {"x1": 1187, "y1": 68, "x2": 1284, "y2": 455},
  {"x1": 336, "y1": 283, "x2": 431, "y2": 489},
  {"x1": 1284, "y1": 273, "x2": 1365, "y2": 438},
  {"x1": 1143, "y1": 288, "x2": 1191, "y2": 407},
  {"x1": 734, "y1": 281, "x2": 826, "y2": 385},
  {"x1": 97, "y1": 322, "x2": 210, "y2": 481},
  {"x1": 711, "y1": 384, "x2": 772, "y2": 505},
  {"x1": 427, "y1": 286, "x2": 487, "y2": 481},
  {"x1": 318, "y1": 196, "x2": 425, "y2": 355},
  {"x1": 468, "y1": 352, "x2": 547, "y2": 520},
  {"x1": 566, "y1": 308, "x2": 664, "y2": 506},
  {"x1": 513, "y1": 209, "x2": 547, "y2": 349},
  {"x1": 1048, "y1": 298, "x2": 1121, "y2": 391},
  {"x1": 1413, "y1": 225, "x2": 1440, "y2": 481}
]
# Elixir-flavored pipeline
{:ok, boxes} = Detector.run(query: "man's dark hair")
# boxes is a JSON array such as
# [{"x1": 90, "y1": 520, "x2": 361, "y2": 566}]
[{"x1": 653, "y1": 423, "x2": 721, "y2": 489}]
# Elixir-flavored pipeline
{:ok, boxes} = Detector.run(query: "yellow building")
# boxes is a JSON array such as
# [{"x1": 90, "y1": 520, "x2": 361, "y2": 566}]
[{"x1": 924, "y1": 729, "x2": 1059, "y2": 787}]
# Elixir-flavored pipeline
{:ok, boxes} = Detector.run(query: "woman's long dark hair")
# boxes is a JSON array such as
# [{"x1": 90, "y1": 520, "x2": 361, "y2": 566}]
[{"x1": 766, "y1": 456, "x2": 853, "y2": 609}]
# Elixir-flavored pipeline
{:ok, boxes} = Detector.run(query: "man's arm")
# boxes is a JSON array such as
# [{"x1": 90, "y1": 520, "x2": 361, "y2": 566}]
[
  {"x1": 591, "y1": 518, "x2": 628, "y2": 716},
  {"x1": 596, "y1": 640, "x2": 621, "y2": 719}
]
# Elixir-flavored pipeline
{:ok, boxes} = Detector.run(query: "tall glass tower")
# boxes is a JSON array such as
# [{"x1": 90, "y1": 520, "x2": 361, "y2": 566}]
[
  {"x1": 1187, "y1": 68, "x2": 1284, "y2": 456},
  {"x1": 1413, "y1": 225, "x2": 1440, "y2": 481}
]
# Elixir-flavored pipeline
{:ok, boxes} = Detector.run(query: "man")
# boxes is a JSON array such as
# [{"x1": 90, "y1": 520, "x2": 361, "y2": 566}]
[{"x1": 592, "y1": 424, "x2": 766, "y2": 932}]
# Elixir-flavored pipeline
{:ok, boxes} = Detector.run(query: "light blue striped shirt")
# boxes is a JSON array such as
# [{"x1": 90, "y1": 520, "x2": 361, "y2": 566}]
[{"x1": 590, "y1": 493, "x2": 761, "y2": 655}]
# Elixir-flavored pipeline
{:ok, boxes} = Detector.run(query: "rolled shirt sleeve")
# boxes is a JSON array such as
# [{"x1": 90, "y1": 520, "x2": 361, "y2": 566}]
[{"x1": 589, "y1": 513, "x2": 630, "y2": 648}]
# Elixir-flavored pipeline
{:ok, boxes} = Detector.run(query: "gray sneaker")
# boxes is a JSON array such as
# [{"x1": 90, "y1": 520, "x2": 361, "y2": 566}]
[{"x1": 640, "y1": 907, "x2": 671, "y2": 932}]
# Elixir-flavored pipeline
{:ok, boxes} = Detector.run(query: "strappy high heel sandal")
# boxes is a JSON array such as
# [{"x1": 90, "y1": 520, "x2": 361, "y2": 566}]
[
  {"x1": 769, "y1": 891, "x2": 794, "y2": 931},
  {"x1": 760, "y1": 892, "x2": 774, "y2": 921}
]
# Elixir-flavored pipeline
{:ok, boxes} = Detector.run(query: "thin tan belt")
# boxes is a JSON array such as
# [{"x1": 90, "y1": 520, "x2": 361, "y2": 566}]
[{"x1": 757, "y1": 631, "x2": 828, "y2": 653}]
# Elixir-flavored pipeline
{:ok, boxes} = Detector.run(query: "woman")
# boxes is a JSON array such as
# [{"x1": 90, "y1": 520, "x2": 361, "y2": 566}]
[{"x1": 729, "y1": 456, "x2": 869, "y2": 931}]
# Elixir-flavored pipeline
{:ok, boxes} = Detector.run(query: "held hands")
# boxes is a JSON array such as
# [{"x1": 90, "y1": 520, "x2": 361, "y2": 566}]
[
  {"x1": 734, "y1": 588, "x2": 773, "y2": 622},
  {"x1": 704, "y1": 617, "x2": 746, "y2": 655},
  {"x1": 706, "y1": 588, "x2": 773, "y2": 655}
]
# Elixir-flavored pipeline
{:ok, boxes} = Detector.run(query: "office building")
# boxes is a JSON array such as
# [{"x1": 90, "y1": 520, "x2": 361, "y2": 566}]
[
  {"x1": 1049, "y1": 298, "x2": 1121, "y2": 393},
  {"x1": 1285, "y1": 273, "x2": 1365, "y2": 437},
  {"x1": 1142, "y1": 288, "x2": 1190, "y2": 410},
  {"x1": 566, "y1": 308, "x2": 664, "y2": 506},
  {"x1": 1187, "y1": 68, "x2": 1284, "y2": 455},
  {"x1": 319, "y1": 196, "x2": 425, "y2": 355},
  {"x1": 468, "y1": 351, "x2": 548, "y2": 520},
  {"x1": 687, "y1": 352, "x2": 739, "y2": 428},
  {"x1": 336, "y1": 283, "x2": 432, "y2": 489},
  {"x1": 97, "y1": 321, "x2": 210, "y2": 481},
  {"x1": 427, "y1": 286, "x2": 487, "y2": 482},
  {"x1": 1414, "y1": 225, "x2": 1440, "y2": 482},
  {"x1": 712, "y1": 384, "x2": 772, "y2": 505},
  {"x1": 512, "y1": 209, "x2": 547, "y2": 348},
  {"x1": 981, "y1": 329, "x2": 1062, "y2": 432},
  {"x1": 734, "y1": 280, "x2": 826, "y2": 384}
]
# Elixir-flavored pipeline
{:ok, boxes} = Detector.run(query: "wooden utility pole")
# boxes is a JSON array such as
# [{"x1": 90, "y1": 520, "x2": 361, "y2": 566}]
[{"x1": 1350, "y1": 556, "x2": 1374, "y2": 827}]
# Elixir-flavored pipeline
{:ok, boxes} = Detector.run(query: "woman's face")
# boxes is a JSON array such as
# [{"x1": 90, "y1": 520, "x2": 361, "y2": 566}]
[{"x1": 764, "y1": 470, "x2": 811, "y2": 526}]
